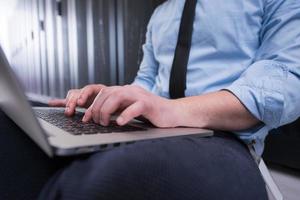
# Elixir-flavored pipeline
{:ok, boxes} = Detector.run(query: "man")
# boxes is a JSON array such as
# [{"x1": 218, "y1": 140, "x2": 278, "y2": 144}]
[
  {"x1": 3, "y1": 0, "x2": 299, "y2": 199},
  {"x1": 50, "y1": 0, "x2": 300, "y2": 156}
]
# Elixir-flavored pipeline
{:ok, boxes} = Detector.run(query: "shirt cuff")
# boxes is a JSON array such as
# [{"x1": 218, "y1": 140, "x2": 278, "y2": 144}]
[{"x1": 225, "y1": 60, "x2": 287, "y2": 129}]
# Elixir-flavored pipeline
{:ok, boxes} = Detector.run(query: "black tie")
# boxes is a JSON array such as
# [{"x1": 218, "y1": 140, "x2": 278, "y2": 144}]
[{"x1": 169, "y1": 0, "x2": 197, "y2": 99}]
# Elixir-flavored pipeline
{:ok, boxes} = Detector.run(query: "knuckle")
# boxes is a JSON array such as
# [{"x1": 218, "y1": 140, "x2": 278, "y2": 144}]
[
  {"x1": 67, "y1": 102, "x2": 76, "y2": 108},
  {"x1": 85, "y1": 109, "x2": 91, "y2": 116},
  {"x1": 66, "y1": 91, "x2": 72, "y2": 97},
  {"x1": 125, "y1": 108, "x2": 134, "y2": 116},
  {"x1": 139, "y1": 100, "x2": 148, "y2": 111},
  {"x1": 80, "y1": 88, "x2": 86, "y2": 95},
  {"x1": 113, "y1": 90, "x2": 124, "y2": 99},
  {"x1": 67, "y1": 89, "x2": 78, "y2": 97},
  {"x1": 111, "y1": 86, "x2": 121, "y2": 92},
  {"x1": 82, "y1": 85, "x2": 92, "y2": 93},
  {"x1": 82, "y1": 85, "x2": 89, "y2": 90},
  {"x1": 96, "y1": 84, "x2": 104, "y2": 92},
  {"x1": 66, "y1": 99, "x2": 72, "y2": 106},
  {"x1": 69, "y1": 97, "x2": 78, "y2": 104},
  {"x1": 139, "y1": 100, "x2": 146, "y2": 107},
  {"x1": 101, "y1": 87, "x2": 108, "y2": 94},
  {"x1": 100, "y1": 109, "x2": 109, "y2": 117},
  {"x1": 91, "y1": 107, "x2": 98, "y2": 114}
]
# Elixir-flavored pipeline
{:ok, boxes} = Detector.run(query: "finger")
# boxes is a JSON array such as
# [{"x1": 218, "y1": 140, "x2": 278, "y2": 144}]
[
  {"x1": 90, "y1": 87, "x2": 119, "y2": 124},
  {"x1": 63, "y1": 90, "x2": 74, "y2": 109},
  {"x1": 117, "y1": 101, "x2": 145, "y2": 126},
  {"x1": 65, "y1": 90, "x2": 74, "y2": 102},
  {"x1": 77, "y1": 87, "x2": 95, "y2": 107},
  {"x1": 89, "y1": 89, "x2": 104, "y2": 124},
  {"x1": 48, "y1": 99, "x2": 66, "y2": 107},
  {"x1": 65, "y1": 93, "x2": 80, "y2": 116},
  {"x1": 82, "y1": 106, "x2": 93, "y2": 123},
  {"x1": 99, "y1": 94, "x2": 124, "y2": 126}
]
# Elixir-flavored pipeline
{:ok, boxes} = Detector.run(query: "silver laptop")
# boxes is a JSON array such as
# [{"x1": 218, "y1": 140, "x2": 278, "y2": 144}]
[{"x1": 0, "y1": 46, "x2": 213, "y2": 157}]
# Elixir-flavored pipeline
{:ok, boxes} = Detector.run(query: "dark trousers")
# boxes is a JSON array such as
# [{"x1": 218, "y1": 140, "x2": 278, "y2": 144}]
[
  {"x1": 0, "y1": 110, "x2": 72, "y2": 200},
  {"x1": 0, "y1": 110, "x2": 268, "y2": 200}
]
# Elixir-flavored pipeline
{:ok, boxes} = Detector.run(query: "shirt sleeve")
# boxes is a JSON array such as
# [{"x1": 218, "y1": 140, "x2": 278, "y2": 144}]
[
  {"x1": 226, "y1": 0, "x2": 300, "y2": 130},
  {"x1": 132, "y1": 7, "x2": 160, "y2": 91}
]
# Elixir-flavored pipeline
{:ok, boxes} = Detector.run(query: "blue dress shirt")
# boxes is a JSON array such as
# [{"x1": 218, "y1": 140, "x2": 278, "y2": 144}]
[{"x1": 133, "y1": 0, "x2": 300, "y2": 155}]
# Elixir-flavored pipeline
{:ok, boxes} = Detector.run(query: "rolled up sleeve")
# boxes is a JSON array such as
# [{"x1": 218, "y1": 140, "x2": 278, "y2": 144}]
[
  {"x1": 225, "y1": 0, "x2": 300, "y2": 153},
  {"x1": 226, "y1": 60, "x2": 290, "y2": 129}
]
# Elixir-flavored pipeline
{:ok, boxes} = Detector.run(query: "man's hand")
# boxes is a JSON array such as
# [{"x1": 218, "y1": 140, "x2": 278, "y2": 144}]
[
  {"x1": 82, "y1": 85, "x2": 177, "y2": 127},
  {"x1": 49, "y1": 84, "x2": 106, "y2": 116}
]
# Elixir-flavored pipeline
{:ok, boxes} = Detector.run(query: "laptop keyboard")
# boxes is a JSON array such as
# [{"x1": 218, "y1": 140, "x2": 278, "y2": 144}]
[{"x1": 34, "y1": 109, "x2": 146, "y2": 135}]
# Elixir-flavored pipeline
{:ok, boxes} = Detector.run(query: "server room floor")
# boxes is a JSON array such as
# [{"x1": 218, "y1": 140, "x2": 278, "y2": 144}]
[{"x1": 269, "y1": 164, "x2": 300, "y2": 200}]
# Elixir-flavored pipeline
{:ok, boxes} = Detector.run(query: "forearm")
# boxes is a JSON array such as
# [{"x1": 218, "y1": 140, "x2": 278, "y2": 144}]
[{"x1": 171, "y1": 90, "x2": 260, "y2": 131}]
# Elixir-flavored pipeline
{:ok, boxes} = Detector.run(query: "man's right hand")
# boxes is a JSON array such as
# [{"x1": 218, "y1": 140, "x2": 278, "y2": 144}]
[{"x1": 48, "y1": 84, "x2": 106, "y2": 116}]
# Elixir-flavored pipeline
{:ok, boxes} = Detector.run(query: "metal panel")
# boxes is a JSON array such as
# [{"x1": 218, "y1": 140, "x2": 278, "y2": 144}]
[
  {"x1": 32, "y1": 0, "x2": 42, "y2": 95},
  {"x1": 38, "y1": 0, "x2": 50, "y2": 96},
  {"x1": 75, "y1": 0, "x2": 89, "y2": 88},
  {"x1": 107, "y1": 0, "x2": 117, "y2": 85},
  {"x1": 56, "y1": 0, "x2": 65, "y2": 97},
  {"x1": 61, "y1": 0, "x2": 71, "y2": 95},
  {"x1": 67, "y1": 0, "x2": 92, "y2": 89},
  {"x1": 88, "y1": 0, "x2": 117, "y2": 86},
  {"x1": 25, "y1": 0, "x2": 33, "y2": 92},
  {"x1": 45, "y1": 0, "x2": 59, "y2": 97},
  {"x1": 116, "y1": 0, "x2": 125, "y2": 85},
  {"x1": 19, "y1": 1, "x2": 28, "y2": 89},
  {"x1": 67, "y1": 0, "x2": 78, "y2": 89},
  {"x1": 86, "y1": 0, "x2": 95, "y2": 84},
  {"x1": 56, "y1": 0, "x2": 71, "y2": 97}
]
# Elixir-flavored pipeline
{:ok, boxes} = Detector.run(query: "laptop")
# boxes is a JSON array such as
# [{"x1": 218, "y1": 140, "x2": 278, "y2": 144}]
[{"x1": 0, "y1": 46, "x2": 213, "y2": 157}]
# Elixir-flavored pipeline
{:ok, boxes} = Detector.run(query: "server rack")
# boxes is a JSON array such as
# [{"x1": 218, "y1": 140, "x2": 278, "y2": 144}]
[
  {"x1": 88, "y1": 0, "x2": 118, "y2": 86},
  {"x1": 31, "y1": 0, "x2": 43, "y2": 95},
  {"x1": 8, "y1": 0, "x2": 164, "y2": 100},
  {"x1": 38, "y1": 0, "x2": 50, "y2": 96},
  {"x1": 45, "y1": 0, "x2": 60, "y2": 97}
]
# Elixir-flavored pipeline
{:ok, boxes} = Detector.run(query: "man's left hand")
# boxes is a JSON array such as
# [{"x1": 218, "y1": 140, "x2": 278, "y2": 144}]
[{"x1": 82, "y1": 85, "x2": 177, "y2": 127}]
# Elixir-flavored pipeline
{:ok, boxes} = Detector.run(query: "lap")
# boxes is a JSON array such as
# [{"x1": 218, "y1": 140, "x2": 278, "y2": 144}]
[{"x1": 40, "y1": 133, "x2": 268, "y2": 200}]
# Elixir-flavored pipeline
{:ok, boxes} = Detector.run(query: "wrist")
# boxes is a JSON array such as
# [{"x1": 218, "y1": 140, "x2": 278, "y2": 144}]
[
  {"x1": 165, "y1": 99, "x2": 182, "y2": 127},
  {"x1": 170, "y1": 97, "x2": 210, "y2": 128},
  {"x1": 150, "y1": 97, "x2": 181, "y2": 128},
  {"x1": 164, "y1": 99, "x2": 190, "y2": 127}
]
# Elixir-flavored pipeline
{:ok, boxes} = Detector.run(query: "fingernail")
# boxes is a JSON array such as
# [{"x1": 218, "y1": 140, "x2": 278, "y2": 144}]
[
  {"x1": 82, "y1": 115, "x2": 86, "y2": 122},
  {"x1": 100, "y1": 120, "x2": 104, "y2": 126},
  {"x1": 65, "y1": 107, "x2": 69, "y2": 112},
  {"x1": 117, "y1": 116, "x2": 124, "y2": 125}
]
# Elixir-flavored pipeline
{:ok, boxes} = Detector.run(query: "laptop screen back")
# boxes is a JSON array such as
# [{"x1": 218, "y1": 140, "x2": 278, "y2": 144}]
[{"x1": 0, "y1": 46, "x2": 53, "y2": 156}]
